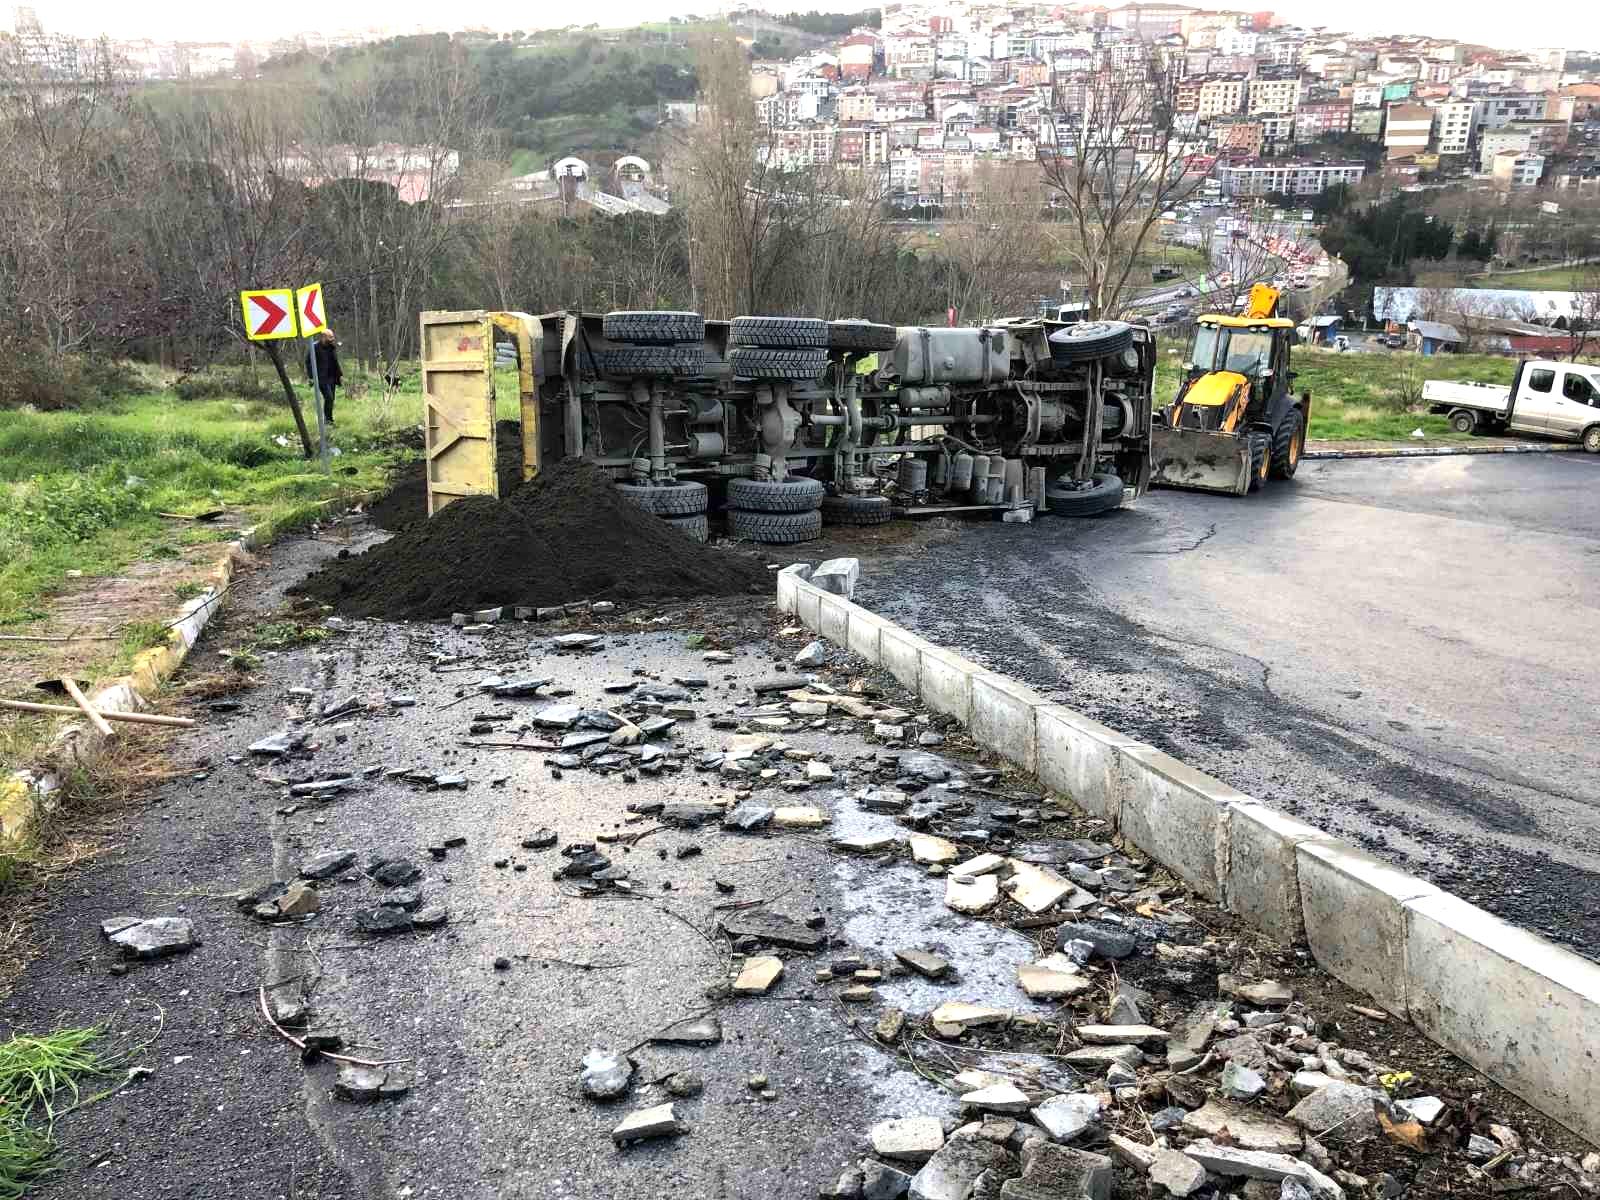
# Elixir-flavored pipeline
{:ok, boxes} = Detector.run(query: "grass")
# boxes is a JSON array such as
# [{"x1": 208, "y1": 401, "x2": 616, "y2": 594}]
[
  {"x1": 1469, "y1": 264, "x2": 1591, "y2": 290},
  {"x1": 0, "y1": 371, "x2": 437, "y2": 631},
  {"x1": 0, "y1": 1026, "x2": 110, "y2": 1198},
  {"x1": 1155, "y1": 345, "x2": 1523, "y2": 442}
]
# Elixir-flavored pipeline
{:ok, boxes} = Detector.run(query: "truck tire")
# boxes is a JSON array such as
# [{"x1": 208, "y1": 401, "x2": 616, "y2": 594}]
[
  {"x1": 730, "y1": 316, "x2": 829, "y2": 349},
  {"x1": 728, "y1": 346, "x2": 828, "y2": 381},
  {"x1": 821, "y1": 494, "x2": 893, "y2": 526},
  {"x1": 617, "y1": 481, "x2": 708, "y2": 515},
  {"x1": 1584, "y1": 425, "x2": 1600, "y2": 454},
  {"x1": 1248, "y1": 432, "x2": 1270, "y2": 492},
  {"x1": 1044, "y1": 472, "x2": 1124, "y2": 516},
  {"x1": 602, "y1": 310, "x2": 705, "y2": 345},
  {"x1": 828, "y1": 319, "x2": 899, "y2": 352},
  {"x1": 727, "y1": 477, "x2": 825, "y2": 513},
  {"x1": 1448, "y1": 408, "x2": 1477, "y2": 435},
  {"x1": 592, "y1": 344, "x2": 705, "y2": 379},
  {"x1": 662, "y1": 513, "x2": 710, "y2": 543},
  {"x1": 728, "y1": 508, "x2": 823, "y2": 544},
  {"x1": 1048, "y1": 321, "x2": 1135, "y2": 363},
  {"x1": 1269, "y1": 409, "x2": 1303, "y2": 479}
]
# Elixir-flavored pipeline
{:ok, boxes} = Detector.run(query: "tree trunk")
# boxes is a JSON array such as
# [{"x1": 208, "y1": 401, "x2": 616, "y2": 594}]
[{"x1": 264, "y1": 340, "x2": 314, "y2": 459}]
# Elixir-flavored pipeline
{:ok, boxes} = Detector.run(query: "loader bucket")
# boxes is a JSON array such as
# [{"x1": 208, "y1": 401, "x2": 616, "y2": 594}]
[{"x1": 1151, "y1": 425, "x2": 1252, "y2": 495}]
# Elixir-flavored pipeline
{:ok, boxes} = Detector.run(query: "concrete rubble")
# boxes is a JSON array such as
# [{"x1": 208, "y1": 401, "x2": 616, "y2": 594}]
[{"x1": 180, "y1": 565, "x2": 1595, "y2": 1200}]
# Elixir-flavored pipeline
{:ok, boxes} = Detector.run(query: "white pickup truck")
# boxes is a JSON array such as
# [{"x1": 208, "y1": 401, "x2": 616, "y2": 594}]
[{"x1": 1423, "y1": 359, "x2": 1600, "y2": 452}]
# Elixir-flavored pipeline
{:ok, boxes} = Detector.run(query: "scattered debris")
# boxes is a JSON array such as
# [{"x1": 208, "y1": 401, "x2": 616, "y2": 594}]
[
  {"x1": 580, "y1": 1048, "x2": 634, "y2": 1101},
  {"x1": 611, "y1": 1102, "x2": 686, "y2": 1146}
]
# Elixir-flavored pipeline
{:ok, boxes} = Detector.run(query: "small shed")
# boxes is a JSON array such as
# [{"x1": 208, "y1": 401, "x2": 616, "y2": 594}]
[
  {"x1": 1408, "y1": 320, "x2": 1463, "y2": 356},
  {"x1": 1303, "y1": 314, "x2": 1342, "y2": 346}
]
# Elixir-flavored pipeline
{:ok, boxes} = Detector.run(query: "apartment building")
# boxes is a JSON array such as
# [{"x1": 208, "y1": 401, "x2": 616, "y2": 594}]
[
  {"x1": 1431, "y1": 100, "x2": 1477, "y2": 155},
  {"x1": 1491, "y1": 150, "x2": 1544, "y2": 186},
  {"x1": 837, "y1": 88, "x2": 877, "y2": 123},
  {"x1": 1477, "y1": 93, "x2": 1547, "y2": 129},
  {"x1": 1220, "y1": 158, "x2": 1367, "y2": 195},
  {"x1": 1295, "y1": 98, "x2": 1352, "y2": 141},
  {"x1": 1384, "y1": 103, "x2": 1433, "y2": 159},
  {"x1": 1478, "y1": 128, "x2": 1532, "y2": 170},
  {"x1": 1197, "y1": 75, "x2": 1248, "y2": 118},
  {"x1": 1249, "y1": 75, "x2": 1302, "y2": 115}
]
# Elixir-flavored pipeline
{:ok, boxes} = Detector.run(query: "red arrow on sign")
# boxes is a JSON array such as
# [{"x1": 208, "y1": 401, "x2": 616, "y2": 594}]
[
  {"x1": 251, "y1": 292, "x2": 288, "y2": 336},
  {"x1": 302, "y1": 286, "x2": 322, "y2": 331}
]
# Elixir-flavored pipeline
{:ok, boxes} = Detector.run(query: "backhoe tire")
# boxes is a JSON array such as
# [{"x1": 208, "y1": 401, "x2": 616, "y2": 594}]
[
  {"x1": 828, "y1": 319, "x2": 899, "y2": 352},
  {"x1": 1048, "y1": 320, "x2": 1135, "y2": 363},
  {"x1": 726, "y1": 477, "x2": 825, "y2": 513},
  {"x1": 602, "y1": 310, "x2": 705, "y2": 345},
  {"x1": 1248, "y1": 432, "x2": 1270, "y2": 492},
  {"x1": 728, "y1": 346, "x2": 828, "y2": 381},
  {"x1": 821, "y1": 494, "x2": 893, "y2": 526},
  {"x1": 1269, "y1": 409, "x2": 1303, "y2": 479},
  {"x1": 730, "y1": 316, "x2": 829, "y2": 349},
  {"x1": 1044, "y1": 472, "x2": 1124, "y2": 516},
  {"x1": 728, "y1": 508, "x2": 823, "y2": 545},
  {"x1": 616, "y1": 481, "x2": 708, "y2": 515},
  {"x1": 592, "y1": 344, "x2": 705, "y2": 379},
  {"x1": 662, "y1": 513, "x2": 710, "y2": 543}
]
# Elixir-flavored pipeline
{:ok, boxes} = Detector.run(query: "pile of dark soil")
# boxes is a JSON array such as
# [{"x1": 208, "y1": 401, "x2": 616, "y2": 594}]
[
  {"x1": 366, "y1": 421, "x2": 526, "y2": 532},
  {"x1": 295, "y1": 458, "x2": 769, "y2": 619}
]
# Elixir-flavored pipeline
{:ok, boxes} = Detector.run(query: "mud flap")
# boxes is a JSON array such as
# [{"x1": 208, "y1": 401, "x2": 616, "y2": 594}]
[{"x1": 1151, "y1": 425, "x2": 1252, "y2": 495}]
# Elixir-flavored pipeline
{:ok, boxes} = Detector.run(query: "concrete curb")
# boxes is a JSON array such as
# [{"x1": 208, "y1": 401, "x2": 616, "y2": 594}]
[
  {"x1": 1304, "y1": 442, "x2": 1583, "y2": 461},
  {"x1": 776, "y1": 569, "x2": 1600, "y2": 1148},
  {"x1": 0, "y1": 529, "x2": 259, "y2": 853},
  {"x1": 2, "y1": 491, "x2": 373, "y2": 851}
]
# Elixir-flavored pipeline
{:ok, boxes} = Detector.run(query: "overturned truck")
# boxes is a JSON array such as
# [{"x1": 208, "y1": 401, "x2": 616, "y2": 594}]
[{"x1": 417, "y1": 309, "x2": 1154, "y2": 543}]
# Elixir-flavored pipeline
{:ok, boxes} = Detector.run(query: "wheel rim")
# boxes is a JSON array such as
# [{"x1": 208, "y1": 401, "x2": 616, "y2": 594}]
[{"x1": 1589, "y1": 429, "x2": 1600, "y2": 452}]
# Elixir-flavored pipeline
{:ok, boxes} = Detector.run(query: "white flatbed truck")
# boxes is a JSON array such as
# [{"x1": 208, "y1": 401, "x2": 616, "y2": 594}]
[{"x1": 1422, "y1": 359, "x2": 1600, "y2": 452}]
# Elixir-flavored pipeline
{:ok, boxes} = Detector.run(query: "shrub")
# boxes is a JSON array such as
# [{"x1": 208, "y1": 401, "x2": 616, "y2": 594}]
[
  {"x1": 0, "y1": 343, "x2": 141, "y2": 410},
  {"x1": 171, "y1": 366, "x2": 279, "y2": 403},
  {"x1": 5, "y1": 473, "x2": 144, "y2": 546}
]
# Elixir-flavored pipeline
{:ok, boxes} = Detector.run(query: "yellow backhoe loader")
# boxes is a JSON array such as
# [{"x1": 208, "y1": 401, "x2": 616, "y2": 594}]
[{"x1": 1151, "y1": 283, "x2": 1311, "y2": 495}]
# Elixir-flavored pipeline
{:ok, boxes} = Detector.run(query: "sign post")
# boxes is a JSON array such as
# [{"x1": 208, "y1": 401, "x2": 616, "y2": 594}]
[
  {"x1": 242, "y1": 285, "x2": 334, "y2": 473},
  {"x1": 296, "y1": 284, "x2": 331, "y2": 472}
]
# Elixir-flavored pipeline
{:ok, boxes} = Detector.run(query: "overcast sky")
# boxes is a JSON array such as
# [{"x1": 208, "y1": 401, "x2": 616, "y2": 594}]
[{"x1": 29, "y1": 0, "x2": 1599, "y2": 54}]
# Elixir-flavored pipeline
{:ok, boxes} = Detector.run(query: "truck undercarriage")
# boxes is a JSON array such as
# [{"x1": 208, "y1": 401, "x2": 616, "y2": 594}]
[{"x1": 417, "y1": 309, "x2": 1155, "y2": 539}]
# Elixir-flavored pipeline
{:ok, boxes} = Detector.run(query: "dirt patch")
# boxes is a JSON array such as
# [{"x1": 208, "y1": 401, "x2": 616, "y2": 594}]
[
  {"x1": 367, "y1": 421, "x2": 526, "y2": 532},
  {"x1": 292, "y1": 458, "x2": 771, "y2": 619}
]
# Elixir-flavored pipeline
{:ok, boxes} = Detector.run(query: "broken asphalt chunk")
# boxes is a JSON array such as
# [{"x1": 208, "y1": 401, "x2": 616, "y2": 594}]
[
  {"x1": 1032, "y1": 1092, "x2": 1103, "y2": 1143},
  {"x1": 720, "y1": 910, "x2": 825, "y2": 950},
  {"x1": 355, "y1": 907, "x2": 412, "y2": 937},
  {"x1": 732, "y1": 956, "x2": 785, "y2": 995},
  {"x1": 894, "y1": 949, "x2": 950, "y2": 980},
  {"x1": 611, "y1": 1102, "x2": 684, "y2": 1145},
  {"x1": 871, "y1": 1117, "x2": 945, "y2": 1163},
  {"x1": 1181, "y1": 1100, "x2": 1303, "y2": 1153},
  {"x1": 248, "y1": 730, "x2": 305, "y2": 756},
  {"x1": 333, "y1": 1065, "x2": 386, "y2": 1102},
  {"x1": 104, "y1": 917, "x2": 198, "y2": 960},
  {"x1": 300, "y1": 850, "x2": 356, "y2": 880},
  {"x1": 650, "y1": 1015, "x2": 722, "y2": 1045}
]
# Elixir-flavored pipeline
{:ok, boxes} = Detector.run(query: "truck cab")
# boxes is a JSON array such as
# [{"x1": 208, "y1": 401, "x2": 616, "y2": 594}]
[{"x1": 1513, "y1": 362, "x2": 1600, "y2": 441}]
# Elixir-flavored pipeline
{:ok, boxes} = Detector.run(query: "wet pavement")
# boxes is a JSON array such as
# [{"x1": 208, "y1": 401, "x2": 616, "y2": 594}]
[
  {"x1": 860, "y1": 452, "x2": 1600, "y2": 958},
  {"x1": 0, "y1": 524, "x2": 1103, "y2": 1198}
]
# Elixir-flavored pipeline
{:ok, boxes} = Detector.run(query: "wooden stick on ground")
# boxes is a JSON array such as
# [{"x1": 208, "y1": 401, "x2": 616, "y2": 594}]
[
  {"x1": 0, "y1": 699, "x2": 196, "y2": 728},
  {"x1": 61, "y1": 678, "x2": 114, "y2": 738}
]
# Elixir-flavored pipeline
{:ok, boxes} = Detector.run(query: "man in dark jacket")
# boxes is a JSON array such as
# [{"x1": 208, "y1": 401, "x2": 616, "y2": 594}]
[{"x1": 305, "y1": 329, "x2": 344, "y2": 424}]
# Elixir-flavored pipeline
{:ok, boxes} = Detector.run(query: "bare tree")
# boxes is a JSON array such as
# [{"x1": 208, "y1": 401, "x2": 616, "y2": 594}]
[
  {"x1": 1191, "y1": 216, "x2": 1282, "y2": 313},
  {"x1": 135, "y1": 91, "x2": 323, "y2": 455},
  {"x1": 1568, "y1": 261, "x2": 1600, "y2": 361},
  {"x1": 304, "y1": 40, "x2": 486, "y2": 389},
  {"x1": 0, "y1": 40, "x2": 144, "y2": 353},
  {"x1": 941, "y1": 160, "x2": 1046, "y2": 322},
  {"x1": 1039, "y1": 51, "x2": 1201, "y2": 319}
]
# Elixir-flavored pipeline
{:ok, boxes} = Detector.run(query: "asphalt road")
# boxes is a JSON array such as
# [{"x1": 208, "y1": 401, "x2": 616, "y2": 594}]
[{"x1": 861, "y1": 452, "x2": 1600, "y2": 956}]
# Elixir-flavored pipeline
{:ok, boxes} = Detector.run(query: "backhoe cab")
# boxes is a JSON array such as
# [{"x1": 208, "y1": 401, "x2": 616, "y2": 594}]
[{"x1": 1151, "y1": 284, "x2": 1310, "y2": 496}]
